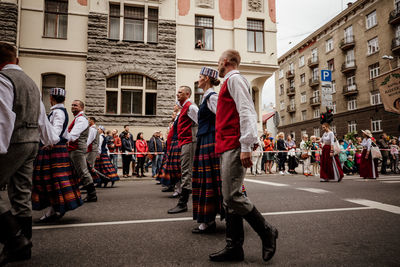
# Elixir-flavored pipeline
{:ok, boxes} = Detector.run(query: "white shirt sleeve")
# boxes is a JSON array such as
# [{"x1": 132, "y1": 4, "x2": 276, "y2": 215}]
[
  {"x1": 329, "y1": 132, "x2": 335, "y2": 145},
  {"x1": 87, "y1": 126, "x2": 96, "y2": 146},
  {"x1": 207, "y1": 93, "x2": 218, "y2": 115},
  {"x1": 50, "y1": 109, "x2": 65, "y2": 138},
  {"x1": 0, "y1": 73, "x2": 16, "y2": 154},
  {"x1": 69, "y1": 115, "x2": 89, "y2": 142},
  {"x1": 188, "y1": 104, "x2": 199, "y2": 124},
  {"x1": 98, "y1": 135, "x2": 104, "y2": 154},
  {"x1": 227, "y1": 74, "x2": 258, "y2": 153},
  {"x1": 38, "y1": 102, "x2": 60, "y2": 146},
  {"x1": 366, "y1": 138, "x2": 372, "y2": 151}
]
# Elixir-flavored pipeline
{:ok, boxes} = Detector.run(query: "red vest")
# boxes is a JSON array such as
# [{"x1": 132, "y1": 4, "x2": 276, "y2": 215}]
[
  {"x1": 67, "y1": 114, "x2": 82, "y2": 152},
  {"x1": 177, "y1": 101, "x2": 193, "y2": 147},
  {"x1": 215, "y1": 75, "x2": 241, "y2": 154}
]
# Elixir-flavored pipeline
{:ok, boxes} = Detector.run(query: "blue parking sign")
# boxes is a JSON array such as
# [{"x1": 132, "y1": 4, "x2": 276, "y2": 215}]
[{"x1": 321, "y1": 70, "x2": 332, "y2": 82}]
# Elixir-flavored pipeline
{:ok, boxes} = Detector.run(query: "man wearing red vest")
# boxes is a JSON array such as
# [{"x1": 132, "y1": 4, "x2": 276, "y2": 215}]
[
  {"x1": 209, "y1": 50, "x2": 278, "y2": 263},
  {"x1": 68, "y1": 100, "x2": 97, "y2": 202},
  {"x1": 167, "y1": 86, "x2": 199, "y2": 214}
]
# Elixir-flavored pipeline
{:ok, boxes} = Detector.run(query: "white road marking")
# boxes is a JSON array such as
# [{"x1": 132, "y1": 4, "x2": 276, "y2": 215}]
[
  {"x1": 244, "y1": 178, "x2": 288, "y2": 187},
  {"x1": 381, "y1": 181, "x2": 400, "y2": 184},
  {"x1": 345, "y1": 199, "x2": 400, "y2": 215},
  {"x1": 33, "y1": 206, "x2": 373, "y2": 230},
  {"x1": 296, "y1": 187, "x2": 331, "y2": 194}
]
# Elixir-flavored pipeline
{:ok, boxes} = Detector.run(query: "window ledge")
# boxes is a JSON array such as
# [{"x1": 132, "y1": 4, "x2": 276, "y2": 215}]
[
  {"x1": 365, "y1": 24, "x2": 378, "y2": 32},
  {"x1": 42, "y1": 36, "x2": 67, "y2": 40},
  {"x1": 248, "y1": 51, "x2": 265, "y2": 54},
  {"x1": 195, "y1": 48, "x2": 214, "y2": 51},
  {"x1": 325, "y1": 49, "x2": 334, "y2": 54},
  {"x1": 367, "y1": 50, "x2": 380, "y2": 57}
]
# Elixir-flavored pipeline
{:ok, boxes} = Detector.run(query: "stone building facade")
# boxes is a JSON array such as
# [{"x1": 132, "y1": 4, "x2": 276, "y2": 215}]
[
  {"x1": 0, "y1": 0, "x2": 18, "y2": 44},
  {"x1": 275, "y1": 0, "x2": 400, "y2": 140}
]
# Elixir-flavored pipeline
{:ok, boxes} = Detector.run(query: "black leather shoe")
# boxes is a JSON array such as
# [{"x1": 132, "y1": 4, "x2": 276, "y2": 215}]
[
  {"x1": 168, "y1": 193, "x2": 180, "y2": 199},
  {"x1": 162, "y1": 186, "x2": 174, "y2": 192},
  {"x1": 84, "y1": 194, "x2": 98, "y2": 202},
  {"x1": 0, "y1": 235, "x2": 32, "y2": 266},
  {"x1": 209, "y1": 244, "x2": 244, "y2": 262},
  {"x1": 167, "y1": 203, "x2": 187, "y2": 214},
  {"x1": 192, "y1": 222, "x2": 216, "y2": 234}
]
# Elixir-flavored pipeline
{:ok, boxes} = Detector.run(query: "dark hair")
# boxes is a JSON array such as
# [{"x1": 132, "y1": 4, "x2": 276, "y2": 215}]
[
  {"x1": 89, "y1": 117, "x2": 96, "y2": 123},
  {"x1": 51, "y1": 94, "x2": 65, "y2": 103},
  {"x1": 210, "y1": 77, "x2": 220, "y2": 86},
  {"x1": 73, "y1": 100, "x2": 84, "y2": 109},
  {"x1": 0, "y1": 42, "x2": 16, "y2": 65},
  {"x1": 137, "y1": 132, "x2": 143, "y2": 140},
  {"x1": 124, "y1": 125, "x2": 129, "y2": 129}
]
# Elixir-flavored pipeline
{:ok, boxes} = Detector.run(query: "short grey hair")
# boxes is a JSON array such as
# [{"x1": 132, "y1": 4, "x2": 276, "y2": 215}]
[{"x1": 180, "y1": 86, "x2": 192, "y2": 97}]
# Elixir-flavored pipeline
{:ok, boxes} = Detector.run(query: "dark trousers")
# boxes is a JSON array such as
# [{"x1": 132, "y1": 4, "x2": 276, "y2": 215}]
[
  {"x1": 136, "y1": 157, "x2": 145, "y2": 175},
  {"x1": 288, "y1": 156, "x2": 297, "y2": 170},
  {"x1": 381, "y1": 155, "x2": 388, "y2": 174},
  {"x1": 278, "y1": 154, "x2": 286, "y2": 171},
  {"x1": 122, "y1": 154, "x2": 131, "y2": 175}
]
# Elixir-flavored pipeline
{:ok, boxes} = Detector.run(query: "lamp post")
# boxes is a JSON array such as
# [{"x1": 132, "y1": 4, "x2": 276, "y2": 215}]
[{"x1": 382, "y1": 55, "x2": 394, "y2": 71}]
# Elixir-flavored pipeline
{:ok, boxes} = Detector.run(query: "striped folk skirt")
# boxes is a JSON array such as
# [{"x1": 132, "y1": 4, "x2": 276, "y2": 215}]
[
  {"x1": 320, "y1": 145, "x2": 344, "y2": 182},
  {"x1": 32, "y1": 143, "x2": 83, "y2": 214},
  {"x1": 156, "y1": 152, "x2": 168, "y2": 182},
  {"x1": 160, "y1": 139, "x2": 182, "y2": 186},
  {"x1": 360, "y1": 149, "x2": 378, "y2": 179},
  {"x1": 192, "y1": 133, "x2": 224, "y2": 223},
  {"x1": 95, "y1": 153, "x2": 120, "y2": 182}
]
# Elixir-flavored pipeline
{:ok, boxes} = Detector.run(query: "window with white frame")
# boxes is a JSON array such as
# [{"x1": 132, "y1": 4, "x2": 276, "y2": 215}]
[
  {"x1": 279, "y1": 69, "x2": 283, "y2": 79},
  {"x1": 326, "y1": 38, "x2": 333, "y2": 52},
  {"x1": 44, "y1": 0, "x2": 68, "y2": 38},
  {"x1": 366, "y1": 10, "x2": 377, "y2": 29},
  {"x1": 371, "y1": 120, "x2": 382, "y2": 132},
  {"x1": 313, "y1": 127, "x2": 320, "y2": 137},
  {"x1": 108, "y1": 4, "x2": 158, "y2": 43},
  {"x1": 299, "y1": 55, "x2": 305, "y2": 67},
  {"x1": 347, "y1": 76, "x2": 356, "y2": 86},
  {"x1": 345, "y1": 49, "x2": 355, "y2": 65},
  {"x1": 367, "y1": 37, "x2": 379, "y2": 55},
  {"x1": 289, "y1": 79, "x2": 295, "y2": 88},
  {"x1": 301, "y1": 92, "x2": 306, "y2": 103},
  {"x1": 280, "y1": 100, "x2": 285, "y2": 111},
  {"x1": 289, "y1": 62, "x2": 294, "y2": 72},
  {"x1": 42, "y1": 73, "x2": 65, "y2": 113},
  {"x1": 301, "y1": 110, "x2": 307, "y2": 121},
  {"x1": 312, "y1": 68, "x2": 318, "y2": 80},
  {"x1": 313, "y1": 108, "x2": 320, "y2": 118},
  {"x1": 289, "y1": 98, "x2": 295, "y2": 108},
  {"x1": 370, "y1": 92, "x2": 382, "y2": 105},
  {"x1": 247, "y1": 19, "x2": 264, "y2": 52},
  {"x1": 348, "y1": 120, "x2": 357, "y2": 133},
  {"x1": 279, "y1": 84, "x2": 284, "y2": 95},
  {"x1": 196, "y1": 16, "x2": 214, "y2": 50},
  {"x1": 369, "y1": 63, "x2": 380, "y2": 79},
  {"x1": 344, "y1": 25, "x2": 353, "y2": 40},
  {"x1": 300, "y1": 73, "x2": 305, "y2": 85},
  {"x1": 311, "y1": 48, "x2": 318, "y2": 59},
  {"x1": 331, "y1": 125, "x2": 336, "y2": 134},
  {"x1": 347, "y1": 98, "x2": 357, "y2": 111},
  {"x1": 332, "y1": 80, "x2": 336, "y2": 93},
  {"x1": 106, "y1": 73, "x2": 157, "y2": 115},
  {"x1": 327, "y1": 59, "x2": 334, "y2": 71}
]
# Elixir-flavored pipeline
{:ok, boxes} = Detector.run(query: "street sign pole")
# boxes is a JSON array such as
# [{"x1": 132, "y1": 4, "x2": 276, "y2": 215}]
[{"x1": 321, "y1": 70, "x2": 332, "y2": 109}]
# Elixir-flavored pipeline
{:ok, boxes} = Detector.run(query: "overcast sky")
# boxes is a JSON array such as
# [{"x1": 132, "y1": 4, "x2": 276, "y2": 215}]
[{"x1": 262, "y1": 0, "x2": 357, "y2": 109}]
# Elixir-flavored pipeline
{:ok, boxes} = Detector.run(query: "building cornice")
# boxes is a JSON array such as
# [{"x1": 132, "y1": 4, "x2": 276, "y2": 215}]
[
  {"x1": 18, "y1": 47, "x2": 87, "y2": 59},
  {"x1": 278, "y1": 0, "x2": 374, "y2": 64}
]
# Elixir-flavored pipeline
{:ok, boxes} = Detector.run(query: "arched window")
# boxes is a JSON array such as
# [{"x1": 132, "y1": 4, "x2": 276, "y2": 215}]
[
  {"x1": 42, "y1": 73, "x2": 65, "y2": 113},
  {"x1": 106, "y1": 74, "x2": 157, "y2": 115}
]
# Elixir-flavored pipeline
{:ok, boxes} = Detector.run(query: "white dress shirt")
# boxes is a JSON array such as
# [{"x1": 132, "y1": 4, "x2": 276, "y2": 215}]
[
  {"x1": 223, "y1": 70, "x2": 258, "y2": 153},
  {"x1": 178, "y1": 99, "x2": 199, "y2": 124},
  {"x1": 361, "y1": 138, "x2": 372, "y2": 151},
  {"x1": 0, "y1": 64, "x2": 59, "y2": 154},
  {"x1": 98, "y1": 134, "x2": 107, "y2": 154},
  {"x1": 47, "y1": 103, "x2": 70, "y2": 141},
  {"x1": 68, "y1": 111, "x2": 89, "y2": 142},
  {"x1": 87, "y1": 124, "x2": 97, "y2": 146},
  {"x1": 201, "y1": 88, "x2": 218, "y2": 114},
  {"x1": 322, "y1": 131, "x2": 335, "y2": 146}
]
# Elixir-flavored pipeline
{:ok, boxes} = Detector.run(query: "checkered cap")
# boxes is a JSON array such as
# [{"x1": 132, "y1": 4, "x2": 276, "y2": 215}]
[
  {"x1": 200, "y1": 67, "x2": 218, "y2": 79},
  {"x1": 50, "y1": 87, "x2": 66, "y2": 97},
  {"x1": 99, "y1": 125, "x2": 105, "y2": 132}
]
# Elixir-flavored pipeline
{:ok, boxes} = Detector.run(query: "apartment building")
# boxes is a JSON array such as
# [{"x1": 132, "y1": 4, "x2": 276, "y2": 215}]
[
  {"x1": 0, "y1": 0, "x2": 278, "y2": 136},
  {"x1": 275, "y1": 0, "x2": 400, "y2": 140}
]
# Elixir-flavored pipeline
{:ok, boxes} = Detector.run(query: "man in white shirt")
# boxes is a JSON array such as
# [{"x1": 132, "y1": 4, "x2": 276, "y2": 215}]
[
  {"x1": 67, "y1": 100, "x2": 97, "y2": 202},
  {"x1": 86, "y1": 117, "x2": 99, "y2": 168},
  {"x1": 209, "y1": 50, "x2": 278, "y2": 263},
  {"x1": 0, "y1": 42, "x2": 59, "y2": 265}
]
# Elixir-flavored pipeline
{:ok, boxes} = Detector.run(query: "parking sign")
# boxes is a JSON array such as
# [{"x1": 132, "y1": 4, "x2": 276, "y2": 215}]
[{"x1": 321, "y1": 70, "x2": 332, "y2": 82}]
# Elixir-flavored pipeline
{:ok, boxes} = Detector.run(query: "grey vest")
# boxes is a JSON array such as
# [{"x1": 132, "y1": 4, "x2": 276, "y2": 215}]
[
  {"x1": 0, "y1": 69, "x2": 40, "y2": 144},
  {"x1": 76, "y1": 115, "x2": 90, "y2": 153},
  {"x1": 90, "y1": 126, "x2": 100, "y2": 153}
]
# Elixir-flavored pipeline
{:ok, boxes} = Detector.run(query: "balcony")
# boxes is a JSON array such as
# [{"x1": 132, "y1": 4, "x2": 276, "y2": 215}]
[
  {"x1": 286, "y1": 70, "x2": 295, "y2": 79},
  {"x1": 309, "y1": 77, "x2": 320, "y2": 87},
  {"x1": 342, "y1": 84, "x2": 358, "y2": 96},
  {"x1": 389, "y1": 8, "x2": 400, "y2": 25},
  {"x1": 307, "y1": 56, "x2": 319, "y2": 68},
  {"x1": 392, "y1": 37, "x2": 400, "y2": 53},
  {"x1": 340, "y1": 35, "x2": 355, "y2": 51},
  {"x1": 286, "y1": 87, "x2": 296, "y2": 96},
  {"x1": 310, "y1": 96, "x2": 321, "y2": 106},
  {"x1": 286, "y1": 105, "x2": 296, "y2": 113},
  {"x1": 341, "y1": 60, "x2": 357, "y2": 74}
]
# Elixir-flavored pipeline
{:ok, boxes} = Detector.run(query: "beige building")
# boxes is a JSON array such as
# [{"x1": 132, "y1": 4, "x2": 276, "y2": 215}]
[
  {"x1": 275, "y1": 0, "x2": 400, "y2": 140},
  {"x1": 0, "y1": 0, "x2": 278, "y2": 137}
]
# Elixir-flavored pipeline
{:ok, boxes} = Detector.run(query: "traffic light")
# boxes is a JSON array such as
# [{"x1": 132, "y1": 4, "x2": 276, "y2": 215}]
[{"x1": 320, "y1": 107, "x2": 334, "y2": 124}]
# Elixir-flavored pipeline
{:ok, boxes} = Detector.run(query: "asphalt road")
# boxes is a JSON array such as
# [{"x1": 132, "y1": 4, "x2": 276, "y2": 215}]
[{"x1": 3, "y1": 173, "x2": 400, "y2": 267}]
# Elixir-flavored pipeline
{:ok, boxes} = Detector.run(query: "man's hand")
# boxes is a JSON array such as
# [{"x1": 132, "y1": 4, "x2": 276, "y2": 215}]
[{"x1": 240, "y1": 152, "x2": 253, "y2": 168}]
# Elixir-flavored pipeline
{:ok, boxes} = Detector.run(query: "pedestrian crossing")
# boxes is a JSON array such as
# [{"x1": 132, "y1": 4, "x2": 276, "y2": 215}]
[{"x1": 343, "y1": 175, "x2": 400, "y2": 184}]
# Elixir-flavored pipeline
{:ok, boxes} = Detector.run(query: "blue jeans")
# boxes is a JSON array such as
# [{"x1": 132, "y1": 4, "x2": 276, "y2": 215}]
[
  {"x1": 152, "y1": 154, "x2": 163, "y2": 176},
  {"x1": 110, "y1": 154, "x2": 118, "y2": 170}
]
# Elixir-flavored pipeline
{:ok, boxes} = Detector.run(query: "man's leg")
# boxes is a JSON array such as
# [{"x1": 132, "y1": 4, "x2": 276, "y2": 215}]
[
  {"x1": 69, "y1": 151, "x2": 97, "y2": 202},
  {"x1": 151, "y1": 155, "x2": 157, "y2": 177},
  {"x1": 168, "y1": 142, "x2": 194, "y2": 214}
]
